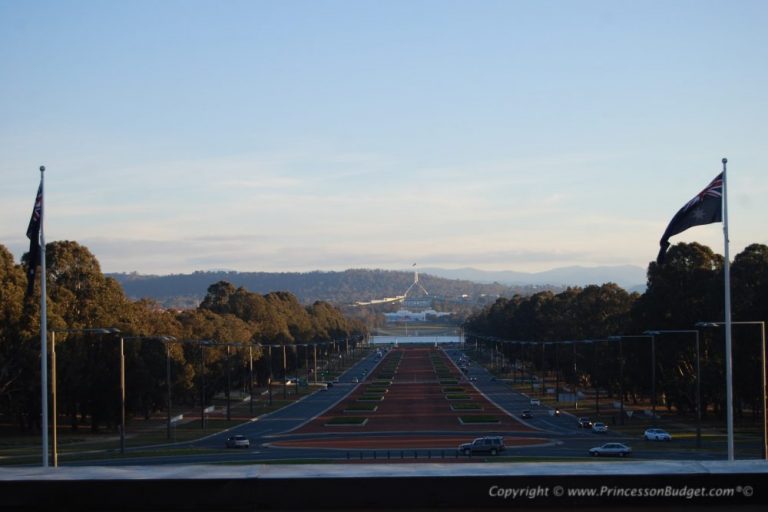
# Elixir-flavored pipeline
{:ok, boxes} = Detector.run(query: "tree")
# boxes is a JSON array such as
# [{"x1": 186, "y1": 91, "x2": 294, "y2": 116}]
[{"x1": 0, "y1": 245, "x2": 40, "y2": 430}]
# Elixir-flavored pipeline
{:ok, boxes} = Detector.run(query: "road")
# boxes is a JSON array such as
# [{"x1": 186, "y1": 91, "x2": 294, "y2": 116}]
[{"x1": 63, "y1": 346, "x2": 757, "y2": 465}]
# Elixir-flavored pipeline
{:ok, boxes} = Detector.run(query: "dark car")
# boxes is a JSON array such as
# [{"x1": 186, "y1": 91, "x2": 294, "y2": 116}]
[
  {"x1": 520, "y1": 410, "x2": 533, "y2": 419},
  {"x1": 578, "y1": 417, "x2": 592, "y2": 428},
  {"x1": 459, "y1": 436, "x2": 506, "y2": 456}
]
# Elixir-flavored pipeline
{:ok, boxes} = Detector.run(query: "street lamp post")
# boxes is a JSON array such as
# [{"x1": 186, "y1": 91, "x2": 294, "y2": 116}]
[
  {"x1": 606, "y1": 337, "x2": 625, "y2": 425},
  {"x1": 268, "y1": 345, "x2": 273, "y2": 406},
  {"x1": 120, "y1": 335, "x2": 177, "y2": 450},
  {"x1": 225, "y1": 344, "x2": 232, "y2": 421},
  {"x1": 697, "y1": 321, "x2": 767, "y2": 460},
  {"x1": 282, "y1": 342, "x2": 287, "y2": 399},
  {"x1": 249, "y1": 344, "x2": 254, "y2": 415},
  {"x1": 165, "y1": 338, "x2": 173, "y2": 440},
  {"x1": 609, "y1": 335, "x2": 655, "y2": 426},
  {"x1": 50, "y1": 331, "x2": 57, "y2": 467},
  {"x1": 540, "y1": 343, "x2": 546, "y2": 398},
  {"x1": 49, "y1": 327, "x2": 120, "y2": 466},
  {"x1": 646, "y1": 330, "x2": 701, "y2": 448},
  {"x1": 638, "y1": 333, "x2": 658, "y2": 419},
  {"x1": 199, "y1": 340, "x2": 213, "y2": 430},
  {"x1": 119, "y1": 334, "x2": 125, "y2": 455}
]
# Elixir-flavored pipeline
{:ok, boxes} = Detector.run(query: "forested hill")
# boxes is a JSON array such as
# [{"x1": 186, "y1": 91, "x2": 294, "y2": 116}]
[{"x1": 108, "y1": 269, "x2": 556, "y2": 308}]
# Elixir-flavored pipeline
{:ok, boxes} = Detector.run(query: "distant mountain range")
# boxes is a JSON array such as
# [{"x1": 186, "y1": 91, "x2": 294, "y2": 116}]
[
  {"x1": 108, "y1": 265, "x2": 646, "y2": 309},
  {"x1": 419, "y1": 265, "x2": 646, "y2": 290}
]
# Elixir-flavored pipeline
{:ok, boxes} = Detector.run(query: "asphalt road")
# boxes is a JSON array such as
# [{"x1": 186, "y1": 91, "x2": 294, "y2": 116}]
[{"x1": 64, "y1": 346, "x2": 757, "y2": 465}]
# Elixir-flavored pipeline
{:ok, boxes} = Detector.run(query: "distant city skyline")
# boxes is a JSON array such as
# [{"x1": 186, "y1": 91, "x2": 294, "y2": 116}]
[{"x1": 2, "y1": 1, "x2": 766, "y2": 275}]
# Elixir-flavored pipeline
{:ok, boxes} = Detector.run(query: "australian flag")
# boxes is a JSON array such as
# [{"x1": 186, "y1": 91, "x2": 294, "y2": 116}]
[
  {"x1": 657, "y1": 172, "x2": 723, "y2": 265},
  {"x1": 26, "y1": 181, "x2": 43, "y2": 296}
]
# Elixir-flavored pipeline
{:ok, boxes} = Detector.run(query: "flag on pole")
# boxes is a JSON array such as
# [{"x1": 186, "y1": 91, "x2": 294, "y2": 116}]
[
  {"x1": 657, "y1": 172, "x2": 723, "y2": 264},
  {"x1": 25, "y1": 181, "x2": 43, "y2": 296}
]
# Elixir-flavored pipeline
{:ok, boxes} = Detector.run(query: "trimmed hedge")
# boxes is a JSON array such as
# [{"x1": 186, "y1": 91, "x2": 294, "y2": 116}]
[
  {"x1": 450, "y1": 403, "x2": 483, "y2": 411},
  {"x1": 458, "y1": 415, "x2": 500, "y2": 424},
  {"x1": 326, "y1": 416, "x2": 368, "y2": 426}
]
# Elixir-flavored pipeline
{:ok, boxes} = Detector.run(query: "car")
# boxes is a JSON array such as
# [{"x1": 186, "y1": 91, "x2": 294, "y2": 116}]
[
  {"x1": 352, "y1": 377, "x2": 359, "y2": 383},
  {"x1": 589, "y1": 442, "x2": 632, "y2": 457},
  {"x1": 578, "y1": 417, "x2": 592, "y2": 428},
  {"x1": 459, "y1": 436, "x2": 506, "y2": 456},
  {"x1": 225, "y1": 435, "x2": 250, "y2": 449},
  {"x1": 530, "y1": 398, "x2": 541, "y2": 406},
  {"x1": 520, "y1": 410, "x2": 533, "y2": 419},
  {"x1": 644, "y1": 428, "x2": 672, "y2": 441},
  {"x1": 592, "y1": 422, "x2": 608, "y2": 433}
]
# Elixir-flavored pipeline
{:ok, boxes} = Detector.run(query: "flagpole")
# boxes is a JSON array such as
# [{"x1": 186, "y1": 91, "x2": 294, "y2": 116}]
[
  {"x1": 39, "y1": 165, "x2": 49, "y2": 468},
  {"x1": 722, "y1": 157, "x2": 734, "y2": 461}
]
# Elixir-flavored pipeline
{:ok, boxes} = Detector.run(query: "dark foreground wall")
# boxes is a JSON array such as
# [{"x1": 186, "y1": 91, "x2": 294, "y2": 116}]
[{"x1": 2, "y1": 461, "x2": 767, "y2": 511}]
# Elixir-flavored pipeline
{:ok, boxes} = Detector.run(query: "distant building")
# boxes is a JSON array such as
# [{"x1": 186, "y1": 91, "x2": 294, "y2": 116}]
[
  {"x1": 384, "y1": 309, "x2": 451, "y2": 323},
  {"x1": 402, "y1": 296, "x2": 433, "y2": 309}
]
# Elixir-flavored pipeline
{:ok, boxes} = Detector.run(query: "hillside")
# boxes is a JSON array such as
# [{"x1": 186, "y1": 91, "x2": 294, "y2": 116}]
[{"x1": 108, "y1": 269, "x2": 557, "y2": 309}]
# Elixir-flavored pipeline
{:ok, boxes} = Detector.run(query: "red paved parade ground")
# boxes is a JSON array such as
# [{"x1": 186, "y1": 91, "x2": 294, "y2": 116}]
[{"x1": 275, "y1": 347, "x2": 545, "y2": 450}]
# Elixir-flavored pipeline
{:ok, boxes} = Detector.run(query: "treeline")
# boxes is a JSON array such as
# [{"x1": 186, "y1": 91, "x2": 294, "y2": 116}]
[
  {"x1": 0, "y1": 241, "x2": 366, "y2": 432},
  {"x1": 465, "y1": 242, "x2": 768, "y2": 419},
  {"x1": 110, "y1": 268, "x2": 557, "y2": 308}
]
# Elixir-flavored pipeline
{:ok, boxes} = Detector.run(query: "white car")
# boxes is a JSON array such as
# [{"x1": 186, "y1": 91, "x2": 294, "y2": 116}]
[
  {"x1": 644, "y1": 428, "x2": 672, "y2": 441},
  {"x1": 225, "y1": 435, "x2": 250, "y2": 449},
  {"x1": 530, "y1": 398, "x2": 541, "y2": 406},
  {"x1": 589, "y1": 442, "x2": 632, "y2": 457},
  {"x1": 592, "y1": 422, "x2": 608, "y2": 433}
]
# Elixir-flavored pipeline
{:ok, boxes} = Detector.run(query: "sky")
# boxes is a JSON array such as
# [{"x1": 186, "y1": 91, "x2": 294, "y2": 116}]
[{"x1": 1, "y1": 0, "x2": 766, "y2": 275}]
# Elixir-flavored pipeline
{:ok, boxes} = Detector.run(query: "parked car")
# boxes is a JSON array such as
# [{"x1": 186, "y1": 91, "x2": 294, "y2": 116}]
[
  {"x1": 530, "y1": 398, "x2": 541, "y2": 406},
  {"x1": 644, "y1": 428, "x2": 672, "y2": 441},
  {"x1": 592, "y1": 422, "x2": 608, "y2": 433},
  {"x1": 225, "y1": 435, "x2": 250, "y2": 449},
  {"x1": 578, "y1": 417, "x2": 592, "y2": 428},
  {"x1": 520, "y1": 410, "x2": 533, "y2": 419},
  {"x1": 459, "y1": 436, "x2": 506, "y2": 456},
  {"x1": 589, "y1": 442, "x2": 632, "y2": 457}
]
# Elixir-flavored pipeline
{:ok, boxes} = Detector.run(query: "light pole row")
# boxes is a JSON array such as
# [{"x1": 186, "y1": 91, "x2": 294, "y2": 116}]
[
  {"x1": 468, "y1": 321, "x2": 767, "y2": 461},
  {"x1": 45, "y1": 333, "x2": 357, "y2": 466}
]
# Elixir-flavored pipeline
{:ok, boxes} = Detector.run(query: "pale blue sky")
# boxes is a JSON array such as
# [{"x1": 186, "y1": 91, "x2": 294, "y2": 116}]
[{"x1": 2, "y1": 0, "x2": 766, "y2": 274}]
